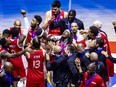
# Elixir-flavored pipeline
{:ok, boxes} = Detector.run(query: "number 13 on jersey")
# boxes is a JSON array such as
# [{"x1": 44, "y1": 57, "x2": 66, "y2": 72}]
[{"x1": 33, "y1": 60, "x2": 40, "y2": 68}]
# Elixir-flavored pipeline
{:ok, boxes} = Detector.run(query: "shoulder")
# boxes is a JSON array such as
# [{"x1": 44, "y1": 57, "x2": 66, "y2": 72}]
[
  {"x1": 42, "y1": 49, "x2": 46, "y2": 56},
  {"x1": 75, "y1": 18, "x2": 83, "y2": 23},
  {"x1": 95, "y1": 73, "x2": 103, "y2": 79}
]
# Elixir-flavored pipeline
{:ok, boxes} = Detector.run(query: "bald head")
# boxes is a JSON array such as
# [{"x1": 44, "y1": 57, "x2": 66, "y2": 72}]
[
  {"x1": 4, "y1": 62, "x2": 13, "y2": 73},
  {"x1": 14, "y1": 20, "x2": 21, "y2": 29},
  {"x1": 93, "y1": 20, "x2": 102, "y2": 29},
  {"x1": 87, "y1": 63, "x2": 96, "y2": 76},
  {"x1": 89, "y1": 52, "x2": 98, "y2": 62},
  {"x1": 53, "y1": 46, "x2": 62, "y2": 53}
]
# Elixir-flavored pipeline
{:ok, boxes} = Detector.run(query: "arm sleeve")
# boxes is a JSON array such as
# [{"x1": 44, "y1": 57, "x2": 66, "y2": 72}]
[
  {"x1": 23, "y1": 17, "x2": 30, "y2": 36},
  {"x1": 46, "y1": 60, "x2": 53, "y2": 71},
  {"x1": 24, "y1": 17, "x2": 30, "y2": 30},
  {"x1": 49, "y1": 21, "x2": 62, "y2": 29},
  {"x1": 67, "y1": 56, "x2": 81, "y2": 81},
  {"x1": 108, "y1": 55, "x2": 116, "y2": 63},
  {"x1": 51, "y1": 55, "x2": 67, "y2": 69}
]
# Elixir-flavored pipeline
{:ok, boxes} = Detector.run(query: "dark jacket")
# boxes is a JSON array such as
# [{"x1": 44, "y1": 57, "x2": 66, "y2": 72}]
[
  {"x1": 49, "y1": 18, "x2": 84, "y2": 34},
  {"x1": 96, "y1": 61, "x2": 108, "y2": 82},
  {"x1": 67, "y1": 53, "x2": 83, "y2": 85},
  {"x1": 46, "y1": 54, "x2": 71, "y2": 83}
]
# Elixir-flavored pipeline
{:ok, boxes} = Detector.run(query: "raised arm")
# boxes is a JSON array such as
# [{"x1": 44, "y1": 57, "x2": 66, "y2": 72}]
[{"x1": 42, "y1": 11, "x2": 52, "y2": 30}]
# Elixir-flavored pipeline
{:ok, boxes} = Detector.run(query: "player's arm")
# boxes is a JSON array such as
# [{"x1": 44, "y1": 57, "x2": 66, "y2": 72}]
[
  {"x1": 18, "y1": 9, "x2": 31, "y2": 47},
  {"x1": 1, "y1": 47, "x2": 30, "y2": 58},
  {"x1": 21, "y1": 9, "x2": 30, "y2": 30},
  {"x1": 45, "y1": 54, "x2": 53, "y2": 71},
  {"x1": 42, "y1": 11, "x2": 51, "y2": 30}
]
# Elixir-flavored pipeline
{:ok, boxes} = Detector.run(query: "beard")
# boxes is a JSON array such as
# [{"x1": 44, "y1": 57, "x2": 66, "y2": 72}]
[
  {"x1": 72, "y1": 31, "x2": 77, "y2": 35},
  {"x1": 31, "y1": 25, "x2": 36, "y2": 30},
  {"x1": 61, "y1": 35, "x2": 68, "y2": 40}
]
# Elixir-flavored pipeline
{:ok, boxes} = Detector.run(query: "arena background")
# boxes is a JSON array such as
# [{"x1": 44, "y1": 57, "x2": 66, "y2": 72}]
[{"x1": 0, "y1": 0, "x2": 116, "y2": 86}]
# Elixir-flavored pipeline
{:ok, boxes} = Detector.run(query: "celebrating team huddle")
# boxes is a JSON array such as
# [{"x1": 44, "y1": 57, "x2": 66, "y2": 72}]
[{"x1": 0, "y1": 0, "x2": 116, "y2": 87}]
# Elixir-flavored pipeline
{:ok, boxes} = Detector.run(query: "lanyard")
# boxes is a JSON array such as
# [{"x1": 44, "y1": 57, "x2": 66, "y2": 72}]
[
  {"x1": 95, "y1": 48, "x2": 103, "y2": 54},
  {"x1": 32, "y1": 27, "x2": 41, "y2": 38},
  {"x1": 68, "y1": 19, "x2": 76, "y2": 30},
  {"x1": 86, "y1": 73, "x2": 96, "y2": 87},
  {"x1": 5, "y1": 72, "x2": 12, "y2": 85},
  {"x1": 73, "y1": 35, "x2": 78, "y2": 41},
  {"x1": 54, "y1": 13, "x2": 61, "y2": 22},
  {"x1": 60, "y1": 41, "x2": 68, "y2": 51},
  {"x1": 55, "y1": 55, "x2": 60, "y2": 60},
  {"x1": 68, "y1": 54, "x2": 73, "y2": 59}
]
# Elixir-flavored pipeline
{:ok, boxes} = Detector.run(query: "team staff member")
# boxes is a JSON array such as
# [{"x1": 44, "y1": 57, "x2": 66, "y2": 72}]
[{"x1": 78, "y1": 63, "x2": 106, "y2": 87}]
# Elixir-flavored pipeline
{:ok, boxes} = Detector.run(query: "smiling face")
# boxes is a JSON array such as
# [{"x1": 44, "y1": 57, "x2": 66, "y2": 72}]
[
  {"x1": 31, "y1": 18, "x2": 38, "y2": 28},
  {"x1": 62, "y1": 30, "x2": 70, "y2": 39},
  {"x1": 68, "y1": 11, "x2": 75, "y2": 22}
]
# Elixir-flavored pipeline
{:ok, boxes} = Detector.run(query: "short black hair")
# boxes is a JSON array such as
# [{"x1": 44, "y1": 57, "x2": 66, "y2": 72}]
[
  {"x1": 66, "y1": 44, "x2": 75, "y2": 53},
  {"x1": 32, "y1": 37, "x2": 40, "y2": 49},
  {"x1": 68, "y1": 9, "x2": 76, "y2": 16},
  {"x1": 34, "y1": 15, "x2": 42, "y2": 24},
  {"x1": 10, "y1": 27, "x2": 19, "y2": 38},
  {"x1": 89, "y1": 26, "x2": 98, "y2": 36},
  {"x1": 96, "y1": 38, "x2": 104, "y2": 47},
  {"x1": 0, "y1": 38, "x2": 6, "y2": 48},
  {"x1": 52, "y1": 0, "x2": 61, "y2": 8},
  {"x1": 2, "y1": 29, "x2": 11, "y2": 36}
]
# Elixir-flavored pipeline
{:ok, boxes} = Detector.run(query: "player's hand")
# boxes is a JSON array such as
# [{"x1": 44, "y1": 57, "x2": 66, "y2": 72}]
[
  {"x1": 75, "y1": 58, "x2": 81, "y2": 69},
  {"x1": 20, "y1": 78, "x2": 26, "y2": 84},
  {"x1": 101, "y1": 51, "x2": 108, "y2": 57},
  {"x1": 21, "y1": 9, "x2": 26, "y2": 17},
  {"x1": 25, "y1": 47, "x2": 32, "y2": 53}
]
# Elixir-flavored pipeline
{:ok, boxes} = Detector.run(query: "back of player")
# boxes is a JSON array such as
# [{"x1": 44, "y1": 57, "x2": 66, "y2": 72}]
[
  {"x1": 9, "y1": 38, "x2": 27, "y2": 78},
  {"x1": 8, "y1": 27, "x2": 27, "y2": 78},
  {"x1": 26, "y1": 49, "x2": 45, "y2": 87}
]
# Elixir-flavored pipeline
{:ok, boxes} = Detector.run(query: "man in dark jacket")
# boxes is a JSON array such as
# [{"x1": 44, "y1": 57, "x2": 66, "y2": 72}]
[
  {"x1": 46, "y1": 46, "x2": 71, "y2": 87},
  {"x1": 49, "y1": 9, "x2": 84, "y2": 34}
]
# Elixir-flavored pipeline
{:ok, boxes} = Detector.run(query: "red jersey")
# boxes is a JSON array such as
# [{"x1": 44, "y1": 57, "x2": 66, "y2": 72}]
[
  {"x1": 98, "y1": 32, "x2": 111, "y2": 55},
  {"x1": 26, "y1": 49, "x2": 44, "y2": 83},
  {"x1": 8, "y1": 38, "x2": 22, "y2": 53},
  {"x1": 9, "y1": 27, "x2": 22, "y2": 36},
  {"x1": 80, "y1": 72, "x2": 106, "y2": 87},
  {"x1": 8, "y1": 38, "x2": 26, "y2": 78},
  {"x1": 58, "y1": 40, "x2": 68, "y2": 54},
  {"x1": 26, "y1": 28, "x2": 38, "y2": 44},
  {"x1": 73, "y1": 31, "x2": 86, "y2": 47},
  {"x1": 48, "y1": 10, "x2": 64, "y2": 35}
]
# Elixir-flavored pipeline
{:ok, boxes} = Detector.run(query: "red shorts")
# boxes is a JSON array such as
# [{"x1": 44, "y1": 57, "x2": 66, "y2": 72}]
[
  {"x1": 11, "y1": 56, "x2": 26, "y2": 78},
  {"x1": 26, "y1": 78, "x2": 45, "y2": 87},
  {"x1": 12, "y1": 68, "x2": 26, "y2": 78},
  {"x1": 106, "y1": 58, "x2": 114, "y2": 77}
]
